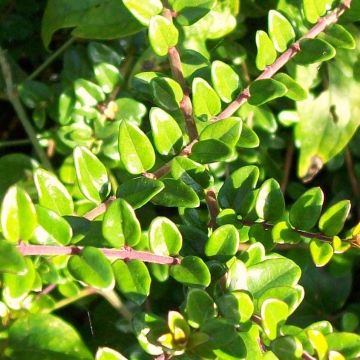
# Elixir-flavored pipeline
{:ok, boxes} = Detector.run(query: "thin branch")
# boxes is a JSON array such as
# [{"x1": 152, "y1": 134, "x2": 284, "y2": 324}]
[
  {"x1": 345, "y1": 148, "x2": 360, "y2": 220},
  {"x1": 97, "y1": 289, "x2": 132, "y2": 322},
  {"x1": 27, "y1": 37, "x2": 75, "y2": 81},
  {"x1": 83, "y1": 195, "x2": 117, "y2": 220},
  {"x1": 215, "y1": 0, "x2": 352, "y2": 121},
  {"x1": 206, "y1": 189, "x2": 220, "y2": 229},
  {"x1": 163, "y1": 8, "x2": 198, "y2": 141},
  {"x1": 17, "y1": 243, "x2": 180, "y2": 265},
  {"x1": 281, "y1": 140, "x2": 294, "y2": 193},
  {"x1": 0, "y1": 48, "x2": 53, "y2": 170}
]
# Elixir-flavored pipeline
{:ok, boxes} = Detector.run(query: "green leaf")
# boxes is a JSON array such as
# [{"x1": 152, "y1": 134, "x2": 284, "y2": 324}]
[
  {"x1": 152, "y1": 179, "x2": 200, "y2": 208},
  {"x1": 237, "y1": 124, "x2": 260, "y2": 148},
  {"x1": 170, "y1": 256, "x2": 211, "y2": 287},
  {"x1": 3, "y1": 258, "x2": 36, "y2": 299},
  {"x1": 255, "y1": 30, "x2": 277, "y2": 71},
  {"x1": 116, "y1": 177, "x2": 164, "y2": 209},
  {"x1": 199, "y1": 117, "x2": 242, "y2": 148},
  {"x1": 73, "y1": 146, "x2": 110, "y2": 203},
  {"x1": 302, "y1": 0, "x2": 326, "y2": 23},
  {"x1": 8, "y1": 314, "x2": 93, "y2": 359},
  {"x1": 172, "y1": 0, "x2": 215, "y2": 26},
  {"x1": 118, "y1": 121, "x2": 155, "y2": 174},
  {"x1": 96, "y1": 347, "x2": 127, "y2": 360},
  {"x1": 114, "y1": 98, "x2": 147, "y2": 125},
  {"x1": 249, "y1": 79, "x2": 287, "y2": 106},
  {"x1": 218, "y1": 165, "x2": 260, "y2": 214},
  {"x1": 289, "y1": 187, "x2": 324, "y2": 230},
  {"x1": 272, "y1": 221, "x2": 303, "y2": 244},
  {"x1": 226, "y1": 257, "x2": 248, "y2": 291},
  {"x1": 310, "y1": 239, "x2": 334, "y2": 267},
  {"x1": 34, "y1": 168, "x2": 74, "y2": 216},
  {"x1": 185, "y1": 289, "x2": 216, "y2": 328},
  {"x1": 74, "y1": 78, "x2": 105, "y2": 106},
  {"x1": 192, "y1": 77, "x2": 221, "y2": 120},
  {"x1": 294, "y1": 38, "x2": 336, "y2": 65},
  {"x1": 18, "y1": 80, "x2": 51, "y2": 108},
  {"x1": 190, "y1": 139, "x2": 232, "y2": 164},
  {"x1": 205, "y1": 224, "x2": 239, "y2": 257},
  {"x1": 168, "y1": 310, "x2": 190, "y2": 339},
  {"x1": 1, "y1": 186, "x2": 37, "y2": 242},
  {"x1": 32, "y1": 205, "x2": 72, "y2": 246},
  {"x1": 322, "y1": 24, "x2": 356, "y2": 50},
  {"x1": 150, "y1": 77, "x2": 183, "y2": 111},
  {"x1": 268, "y1": 10, "x2": 295, "y2": 52},
  {"x1": 319, "y1": 200, "x2": 351, "y2": 236},
  {"x1": 123, "y1": 0, "x2": 163, "y2": 26},
  {"x1": 239, "y1": 103, "x2": 278, "y2": 133},
  {"x1": 68, "y1": 247, "x2": 114, "y2": 290},
  {"x1": 113, "y1": 259, "x2": 151, "y2": 305},
  {"x1": 261, "y1": 299, "x2": 289, "y2": 340},
  {"x1": 149, "y1": 217, "x2": 182, "y2": 256},
  {"x1": 102, "y1": 199, "x2": 141, "y2": 248},
  {"x1": 307, "y1": 330, "x2": 328, "y2": 360},
  {"x1": 148, "y1": 15, "x2": 179, "y2": 56},
  {"x1": 217, "y1": 291, "x2": 254, "y2": 324},
  {"x1": 211, "y1": 61, "x2": 240, "y2": 103},
  {"x1": 149, "y1": 107, "x2": 183, "y2": 155},
  {"x1": 94, "y1": 63, "x2": 122, "y2": 94},
  {"x1": 247, "y1": 257, "x2": 301, "y2": 298},
  {"x1": 88, "y1": 42, "x2": 123, "y2": 66},
  {"x1": 42, "y1": 0, "x2": 144, "y2": 49},
  {"x1": 0, "y1": 241, "x2": 27, "y2": 275},
  {"x1": 255, "y1": 178, "x2": 285, "y2": 222},
  {"x1": 326, "y1": 332, "x2": 360, "y2": 359},
  {"x1": 271, "y1": 336, "x2": 303, "y2": 360},
  {"x1": 273, "y1": 73, "x2": 308, "y2": 101}
]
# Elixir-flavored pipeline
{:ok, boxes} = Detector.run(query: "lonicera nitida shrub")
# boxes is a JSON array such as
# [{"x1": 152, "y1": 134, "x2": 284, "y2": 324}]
[{"x1": 0, "y1": 0, "x2": 360, "y2": 358}]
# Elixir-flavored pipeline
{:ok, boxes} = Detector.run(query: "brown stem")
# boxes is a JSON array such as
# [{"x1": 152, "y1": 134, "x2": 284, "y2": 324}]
[
  {"x1": 215, "y1": 1, "x2": 352, "y2": 121},
  {"x1": 345, "y1": 148, "x2": 360, "y2": 220},
  {"x1": 206, "y1": 189, "x2": 220, "y2": 229},
  {"x1": 17, "y1": 243, "x2": 180, "y2": 265},
  {"x1": 83, "y1": 195, "x2": 117, "y2": 220},
  {"x1": 281, "y1": 141, "x2": 294, "y2": 193}
]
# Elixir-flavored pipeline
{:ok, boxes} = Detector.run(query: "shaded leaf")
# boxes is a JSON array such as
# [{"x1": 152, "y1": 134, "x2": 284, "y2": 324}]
[{"x1": 249, "y1": 79, "x2": 287, "y2": 106}]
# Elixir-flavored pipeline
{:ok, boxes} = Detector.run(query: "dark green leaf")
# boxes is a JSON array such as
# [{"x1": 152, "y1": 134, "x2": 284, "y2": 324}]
[
  {"x1": 68, "y1": 247, "x2": 114, "y2": 290},
  {"x1": 295, "y1": 38, "x2": 336, "y2": 65},
  {"x1": 116, "y1": 177, "x2": 164, "y2": 209},
  {"x1": 190, "y1": 139, "x2": 232, "y2": 164},
  {"x1": 322, "y1": 24, "x2": 356, "y2": 50},
  {"x1": 249, "y1": 79, "x2": 287, "y2": 106},
  {"x1": 237, "y1": 124, "x2": 260, "y2": 148},
  {"x1": 0, "y1": 241, "x2": 27, "y2": 275},
  {"x1": 102, "y1": 199, "x2": 141, "y2": 248},
  {"x1": 150, "y1": 77, "x2": 183, "y2": 111},
  {"x1": 18, "y1": 80, "x2": 51, "y2": 108},
  {"x1": 273, "y1": 73, "x2": 308, "y2": 101},
  {"x1": 73, "y1": 146, "x2": 110, "y2": 203},
  {"x1": 8, "y1": 314, "x2": 92, "y2": 359},
  {"x1": 271, "y1": 336, "x2": 303, "y2": 360},
  {"x1": 289, "y1": 187, "x2": 324, "y2": 230},
  {"x1": 170, "y1": 256, "x2": 211, "y2": 287},
  {"x1": 113, "y1": 259, "x2": 151, "y2": 305}
]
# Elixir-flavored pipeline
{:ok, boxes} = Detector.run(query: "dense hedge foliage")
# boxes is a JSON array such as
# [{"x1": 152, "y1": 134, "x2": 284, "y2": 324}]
[{"x1": 0, "y1": 0, "x2": 360, "y2": 359}]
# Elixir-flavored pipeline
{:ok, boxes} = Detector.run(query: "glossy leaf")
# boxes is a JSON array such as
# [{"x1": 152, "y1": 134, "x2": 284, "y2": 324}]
[
  {"x1": 322, "y1": 24, "x2": 356, "y2": 50},
  {"x1": 32, "y1": 205, "x2": 72, "y2": 246},
  {"x1": 249, "y1": 79, "x2": 287, "y2": 106},
  {"x1": 1, "y1": 186, "x2": 37, "y2": 243},
  {"x1": 34, "y1": 168, "x2": 74, "y2": 216},
  {"x1": 237, "y1": 124, "x2": 260, "y2": 148},
  {"x1": 123, "y1": 0, "x2": 163, "y2": 26},
  {"x1": 170, "y1": 256, "x2": 211, "y2": 287},
  {"x1": 68, "y1": 247, "x2": 115, "y2": 290},
  {"x1": 256, "y1": 30, "x2": 277, "y2": 70},
  {"x1": 116, "y1": 177, "x2": 164, "y2": 209},
  {"x1": 149, "y1": 107, "x2": 183, "y2": 155},
  {"x1": 73, "y1": 147, "x2": 110, "y2": 203},
  {"x1": 199, "y1": 117, "x2": 242, "y2": 148},
  {"x1": 303, "y1": 0, "x2": 326, "y2": 23},
  {"x1": 96, "y1": 347, "x2": 127, "y2": 360},
  {"x1": 185, "y1": 289, "x2": 216, "y2": 328},
  {"x1": 261, "y1": 299, "x2": 289, "y2": 340},
  {"x1": 268, "y1": 10, "x2": 295, "y2": 52},
  {"x1": 205, "y1": 224, "x2": 239, "y2": 257},
  {"x1": 255, "y1": 178, "x2": 285, "y2": 222},
  {"x1": 307, "y1": 330, "x2": 328, "y2": 360},
  {"x1": 149, "y1": 217, "x2": 182, "y2": 256},
  {"x1": 114, "y1": 98, "x2": 147, "y2": 125},
  {"x1": 211, "y1": 60, "x2": 240, "y2": 103},
  {"x1": 113, "y1": 259, "x2": 151, "y2": 305},
  {"x1": 8, "y1": 314, "x2": 92, "y2": 359},
  {"x1": 118, "y1": 121, "x2": 155, "y2": 174},
  {"x1": 295, "y1": 38, "x2": 336, "y2": 65},
  {"x1": 172, "y1": 0, "x2": 215, "y2": 26},
  {"x1": 289, "y1": 187, "x2": 324, "y2": 230},
  {"x1": 88, "y1": 42, "x2": 123, "y2": 66},
  {"x1": 102, "y1": 199, "x2": 141, "y2": 248},
  {"x1": 310, "y1": 239, "x2": 334, "y2": 267},
  {"x1": 192, "y1": 77, "x2": 221, "y2": 120},
  {"x1": 150, "y1": 77, "x2": 183, "y2": 111},
  {"x1": 152, "y1": 179, "x2": 200, "y2": 208},
  {"x1": 148, "y1": 15, "x2": 178, "y2": 56},
  {"x1": 273, "y1": 73, "x2": 308, "y2": 101},
  {"x1": 271, "y1": 336, "x2": 303, "y2": 360},
  {"x1": 190, "y1": 139, "x2": 232, "y2": 164},
  {"x1": 326, "y1": 332, "x2": 360, "y2": 359},
  {"x1": 226, "y1": 257, "x2": 248, "y2": 291},
  {"x1": 319, "y1": 200, "x2": 351, "y2": 236},
  {"x1": 0, "y1": 242, "x2": 27, "y2": 275},
  {"x1": 247, "y1": 258, "x2": 301, "y2": 298},
  {"x1": 74, "y1": 79, "x2": 105, "y2": 106},
  {"x1": 94, "y1": 63, "x2": 122, "y2": 94}
]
